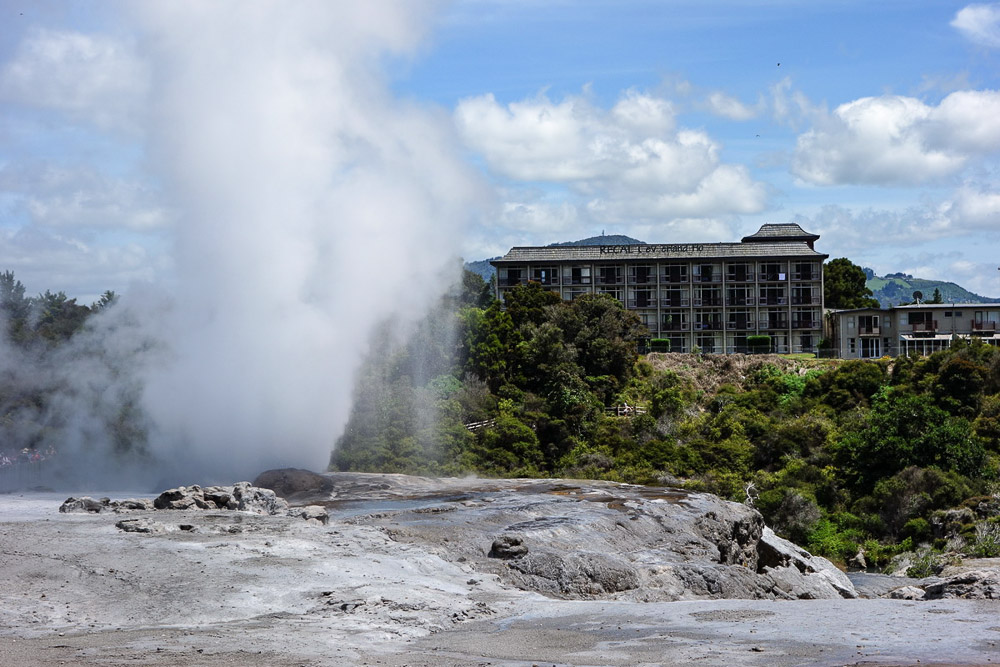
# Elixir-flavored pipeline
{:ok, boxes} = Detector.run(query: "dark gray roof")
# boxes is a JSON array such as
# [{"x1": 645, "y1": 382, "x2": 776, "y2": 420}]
[
  {"x1": 741, "y1": 223, "x2": 819, "y2": 243},
  {"x1": 491, "y1": 241, "x2": 826, "y2": 265}
]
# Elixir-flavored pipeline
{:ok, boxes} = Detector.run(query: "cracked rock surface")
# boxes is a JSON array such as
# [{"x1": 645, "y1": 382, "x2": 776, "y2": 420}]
[{"x1": 2, "y1": 472, "x2": 999, "y2": 666}]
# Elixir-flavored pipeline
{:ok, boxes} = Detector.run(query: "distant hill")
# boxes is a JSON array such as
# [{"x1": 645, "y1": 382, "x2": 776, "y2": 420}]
[
  {"x1": 549, "y1": 234, "x2": 645, "y2": 247},
  {"x1": 464, "y1": 235, "x2": 647, "y2": 282},
  {"x1": 465, "y1": 257, "x2": 500, "y2": 282},
  {"x1": 866, "y1": 273, "x2": 1000, "y2": 307}
]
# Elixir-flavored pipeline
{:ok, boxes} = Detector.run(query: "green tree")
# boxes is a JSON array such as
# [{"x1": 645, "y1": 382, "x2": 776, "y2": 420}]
[
  {"x1": 824, "y1": 258, "x2": 880, "y2": 309},
  {"x1": 833, "y1": 388, "x2": 986, "y2": 491}
]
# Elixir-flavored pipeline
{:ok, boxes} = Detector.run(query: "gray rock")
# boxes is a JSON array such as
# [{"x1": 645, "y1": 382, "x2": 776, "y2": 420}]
[
  {"x1": 232, "y1": 481, "x2": 289, "y2": 515},
  {"x1": 754, "y1": 528, "x2": 856, "y2": 599},
  {"x1": 59, "y1": 497, "x2": 107, "y2": 513},
  {"x1": 921, "y1": 569, "x2": 1000, "y2": 599},
  {"x1": 115, "y1": 518, "x2": 168, "y2": 534},
  {"x1": 489, "y1": 534, "x2": 528, "y2": 559},
  {"x1": 254, "y1": 468, "x2": 335, "y2": 500},
  {"x1": 888, "y1": 585, "x2": 926, "y2": 600},
  {"x1": 507, "y1": 549, "x2": 640, "y2": 596},
  {"x1": 289, "y1": 505, "x2": 330, "y2": 525}
]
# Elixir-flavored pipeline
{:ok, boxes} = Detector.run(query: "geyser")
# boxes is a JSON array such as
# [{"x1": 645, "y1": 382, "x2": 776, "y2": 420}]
[{"x1": 0, "y1": 1, "x2": 479, "y2": 487}]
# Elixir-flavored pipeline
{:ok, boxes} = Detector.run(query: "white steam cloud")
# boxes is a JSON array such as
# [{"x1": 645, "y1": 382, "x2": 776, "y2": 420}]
[
  {"x1": 132, "y1": 2, "x2": 476, "y2": 482},
  {"x1": 2, "y1": 2, "x2": 477, "y2": 487}
]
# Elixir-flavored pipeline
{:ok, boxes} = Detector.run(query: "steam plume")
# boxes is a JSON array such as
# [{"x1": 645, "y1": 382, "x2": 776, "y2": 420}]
[{"x1": 2, "y1": 2, "x2": 477, "y2": 487}]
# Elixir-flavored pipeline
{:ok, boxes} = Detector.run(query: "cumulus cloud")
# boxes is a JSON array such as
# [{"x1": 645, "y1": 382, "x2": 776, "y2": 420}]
[
  {"x1": 455, "y1": 89, "x2": 767, "y2": 221},
  {"x1": 0, "y1": 164, "x2": 169, "y2": 231},
  {"x1": 0, "y1": 28, "x2": 149, "y2": 132},
  {"x1": 0, "y1": 225, "x2": 163, "y2": 303},
  {"x1": 952, "y1": 3, "x2": 1000, "y2": 48},
  {"x1": 792, "y1": 90, "x2": 1000, "y2": 186}
]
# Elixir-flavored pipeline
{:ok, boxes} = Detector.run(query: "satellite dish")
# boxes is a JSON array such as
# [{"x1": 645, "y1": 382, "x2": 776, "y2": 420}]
[{"x1": 912, "y1": 290, "x2": 923, "y2": 303}]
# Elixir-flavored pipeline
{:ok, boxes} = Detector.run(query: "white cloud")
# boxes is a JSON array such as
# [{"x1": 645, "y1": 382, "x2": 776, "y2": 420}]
[
  {"x1": 0, "y1": 164, "x2": 169, "y2": 231},
  {"x1": 952, "y1": 3, "x2": 1000, "y2": 49},
  {"x1": 0, "y1": 225, "x2": 164, "y2": 303},
  {"x1": 945, "y1": 183, "x2": 1000, "y2": 228},
  {"x1": 704, "y1": 91, "x2": 759, "y2": 121},
  {"x1": 792, "y1": 90, "x2": 1000, "y2": 186},
  {"x1": 0, "y1": 28, "x2": 149, "y2": 132},
  {"x1": 455, "y1": 89, "x2": 768, "y2": 221}
]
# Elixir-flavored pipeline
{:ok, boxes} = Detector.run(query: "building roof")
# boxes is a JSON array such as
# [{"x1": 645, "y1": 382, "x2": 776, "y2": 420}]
[
  {"x1": 491, "y1": 241, "x2": 826, "y2": 265},
  {"x1": 741, "y1": 223, "x2": 820, "y2": 244}
]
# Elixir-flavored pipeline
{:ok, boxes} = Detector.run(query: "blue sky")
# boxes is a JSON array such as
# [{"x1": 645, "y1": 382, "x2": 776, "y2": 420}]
[{"x1": 2, "y1": 0, "x2": 1000, "y2": 302}]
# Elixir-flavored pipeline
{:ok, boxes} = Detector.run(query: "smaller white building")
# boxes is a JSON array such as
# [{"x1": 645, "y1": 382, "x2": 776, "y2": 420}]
[{"x1": 829, "y1": 303, "x2": 1000, "y2": 359}]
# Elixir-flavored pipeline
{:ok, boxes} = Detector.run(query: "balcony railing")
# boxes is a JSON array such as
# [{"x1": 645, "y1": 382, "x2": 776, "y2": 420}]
[
  {"x1": 726, "y1": 271, "x2": 755, "y2": 282},
  {"x1": 626, "y1": 299, "x2": 656, "y2": 309},
  {"x1": 858, "y1": 325, "x2": 880, "y2": 335},
  {"x1": 759, "y1": 297, "x2": 787, "y2": 306},
  {"x1": 911, "y1": 321, "x2": 939, "y2": 333},
  {"x1": 501, "y1": 277, "x2": 527, "y2": 287},
  {"x1": 660, "y1": 297, "x2": 690, "y2": 307},
  {"x1": 763, "y1": 320, "x2": 789, "y2": 330},
  {"x1": 973, "y1": 321, "x2": 997, "y2": 332},
  {"x1": 694, "y1": 322, "x2": 723, "y2": 331},
  {"x1": 726, "y1": 296, "x2": 754, "y2": 306},
  {"x1": 792, "y1": 320, "x2": 821, "y2": 330},
  {"x1": 728, "y1": 321, "x2": 755, "y2": 330},
  {"x1": 661, "y1": 273, "x2": 689, "y2": 283},
  {"x1": 791, "y1": 272, "x2": 816, "y2": 281},
  {"x1": 791, "y1": 296, "x2": 822, "y2": 305},
  {"x1": 531, "y1": 276, "x2": 560, "y2": 286},
  {"x1": 759, "y1": 273, "x2": 786, "y2": 282},
  {"x1": 694, "y1": 274, "x2": 722, "y2": 283},
  {"x1": 693, "y1": 297, "x2": 724, "y2": 307},
  {"x1": 596, "y1": 275, "x2": 624, "y2": 285},
  {"x1": 660, "y1": 322, "x2": 690, "y2": 331},
  {"x1": 629, "y1": 275, "x2": 657, "y2": 284},
  {"x1": 566, "y1": 277, "x2": 592, "y2": 285}
]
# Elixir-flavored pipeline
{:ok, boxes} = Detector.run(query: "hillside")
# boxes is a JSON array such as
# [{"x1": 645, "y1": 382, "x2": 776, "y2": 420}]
[{"x1": 866, "y1": 272, "x2": 999, "y2": 307}]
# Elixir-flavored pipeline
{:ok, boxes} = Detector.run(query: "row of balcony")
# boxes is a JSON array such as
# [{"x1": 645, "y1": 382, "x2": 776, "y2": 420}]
[
  {"x1": 651, "y1": 344, "x2": 818, "y2": 354},
  {"x1": 501, "y1": 272, "x2": 818, "y2": 287},
  {"x1": 655, "y1": 320, "x2": 820, "y2": 332},
  {"x1": 623, "y1": 296, "x2": 821, "y2": 307},
  {"x1": 899, "y1": 321, "x2": 997, "y2": 335}
]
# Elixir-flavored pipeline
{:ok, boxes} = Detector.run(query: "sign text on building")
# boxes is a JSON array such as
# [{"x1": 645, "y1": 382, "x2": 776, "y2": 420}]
[{"x1": 599, "y1": 244, "x2": 705, "y2": 254}]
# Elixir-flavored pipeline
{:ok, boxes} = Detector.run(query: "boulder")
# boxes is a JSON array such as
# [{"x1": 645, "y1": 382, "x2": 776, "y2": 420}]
[
  {"x1": 888, "y1": 585, "x2": 926, "y2": 600},
  {"x1": 921, "y1": 569, "x2": 1000, "y2": 599},
  {"x1": 59, "y1": 497, "x2": 107, "y2": 513},
  {"x1": 253, "y1": 468, "x2": 335, "y2": 500},
  {"x1": 756, "y1": 528, "x2": 856, "y2": 599},
  {"x1": 488, "y1": 534, "x2": 528, "y2": 559},
  {"x1": 232, "y1": 481, "x2": 289, "y2": 515},
  {"x1": 153, "y1": 485, "x2": 209, "y2": 510},
  {"x1": 289, "y1": 505, "x2": 330, "y2": 525}
]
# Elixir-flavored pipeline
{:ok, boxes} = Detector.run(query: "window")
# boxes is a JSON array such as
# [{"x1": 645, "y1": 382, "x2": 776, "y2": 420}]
[{"x1": 849, "y1": 338, "x2": 856, "y2": 353}]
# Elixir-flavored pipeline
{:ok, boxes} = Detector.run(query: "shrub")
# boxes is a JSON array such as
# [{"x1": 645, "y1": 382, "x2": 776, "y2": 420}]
[
  {"x1": 649, "y1": 338, "x2": 671, "y2": 353},
  {"x1": 747, "y1": 335, "x2": 771, "y2": 354}
]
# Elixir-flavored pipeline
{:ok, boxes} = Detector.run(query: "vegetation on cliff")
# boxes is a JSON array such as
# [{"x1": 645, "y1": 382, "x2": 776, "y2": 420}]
[{"x1": 333, "y1": 271, "x2": 1000, "y2": 566}]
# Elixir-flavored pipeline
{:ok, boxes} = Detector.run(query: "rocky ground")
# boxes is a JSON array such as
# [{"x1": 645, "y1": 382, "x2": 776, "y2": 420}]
[{"x1": 1, "y1": 471, "x2": 999, "y2": 666}]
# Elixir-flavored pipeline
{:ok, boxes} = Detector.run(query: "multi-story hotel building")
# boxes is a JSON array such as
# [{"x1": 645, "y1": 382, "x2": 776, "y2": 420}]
[
  {"x1": 490, "y1": 223, "x2": 827, "y2": 354},
  {"x1": 829, "y1": 303, "x2": 1000, "y2": 359}
]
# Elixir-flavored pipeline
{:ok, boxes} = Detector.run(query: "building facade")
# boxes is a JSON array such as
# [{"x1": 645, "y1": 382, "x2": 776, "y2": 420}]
[
  {"x1": 829, "y1": 303, "x2": 1000, "y2": 359},
  {"x1": 490, "y1": 223, "x2": 827, "y2": 354}
]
